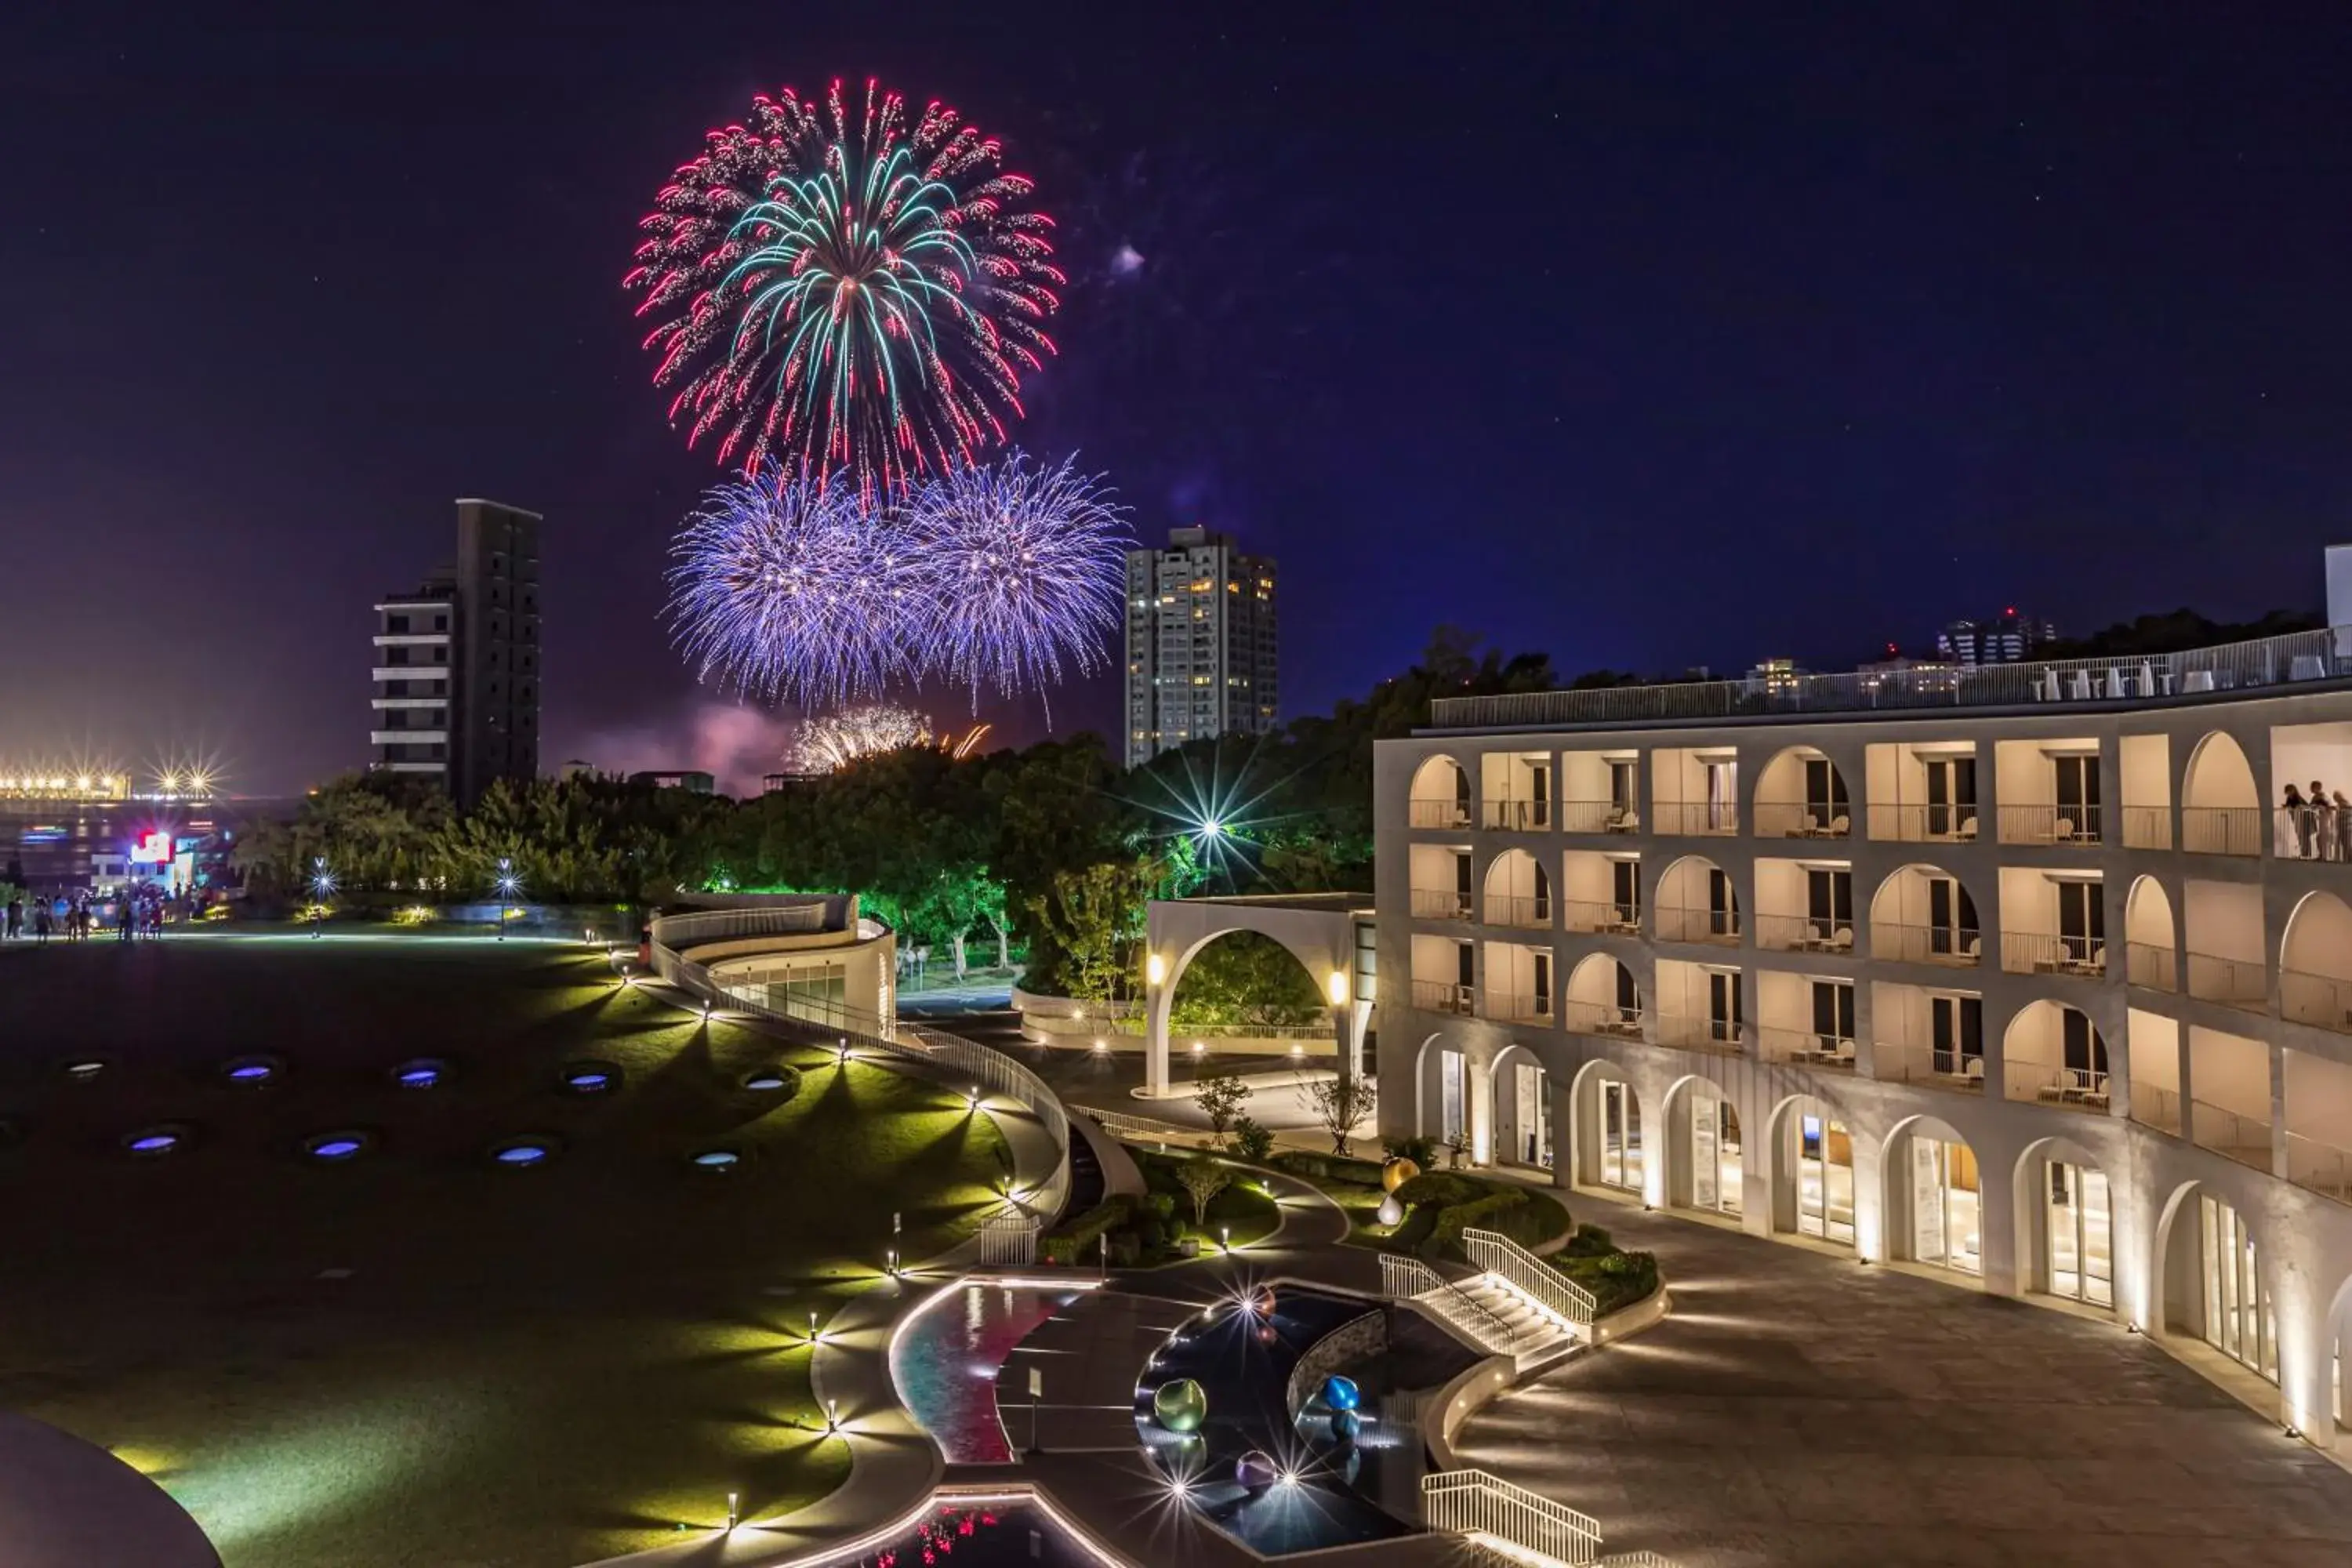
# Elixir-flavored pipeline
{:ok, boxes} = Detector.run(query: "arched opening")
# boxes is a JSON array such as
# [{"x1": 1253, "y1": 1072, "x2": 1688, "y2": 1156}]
[
  {"x1": 1414, "y1": 1033, "x2": 1471, "y2": 1148},
  {"x1": 1867, "y1": 862, "x2": 1980, "y2": 967},
  {"x1": 1165, "y1": 929, "x2": 1330, "y2": 1042},
  {"x1": 1663, "y1": 1073, "x2": 1742, "y2": 1218},
  {"x1": 1753, "y1": 746, "x2": 1852, "y2": 839},
  {"x1": 1561, "y1": 953, "x2": 1643, "y2": 1039},
  {"x1": 1492, "y1": 1044, "x2": 1553, "y2": 1171},
  {"x1": 2157, "y1": 1182, "x2": 2277, "y2": 1382},
  {"x1": 1769, "y1": 1094, "x2": 1855, "y2": 1247},
  {"x1": 2002, "y1": 999, "x2": 2110, "y2": 1111},
  {"x1": 1885, "y1": 1116, "x2": 1982, "y2": 1274},
  {"x1": 2326, "y1": 1274, "x2": 2352, "y2": 1436},
  {"x1": 1481, "y1": 848, "x2": 1552, "y2": 931},
  {"x1": 1572, "y1": 1063, "x2": 1644, "y2": 1192},
  {"x1": 2282, "y1": 890, "x2": 2352, "y2": 1036},
  {"x1": 2014, "y1": 1136, "x2": 2113, "y2": 1308},
  {"x1": 2181, "y1": 731, "x2": 2262, "y2": 856},
  {"x1": 1409, "y1": 754, "x2": 1472, "y2": 831},
  {"x1": 2123, "y1": 875, "x2": 2178, "y2": 990},
  {"x1": 1654, "y1": 855, "x2": 1739, "y2": 946}
]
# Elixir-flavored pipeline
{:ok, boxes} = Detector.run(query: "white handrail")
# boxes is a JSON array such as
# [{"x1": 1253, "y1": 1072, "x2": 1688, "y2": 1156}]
[
  {"x1": 1423, "y1": 1468, "x2": 1603, "y2": 1566},
  {"x1": 1463, "y1": 1226, "x2": 1596, "y2": 1331},
  {"x1": 1379, "y1": 1254, "x2": 1529, "y2": 1354}
]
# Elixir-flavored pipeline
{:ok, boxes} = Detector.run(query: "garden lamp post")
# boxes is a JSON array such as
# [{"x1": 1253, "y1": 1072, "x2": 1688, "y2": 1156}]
[
  {"x1": 310, "y1": 856, "x2": 332, "y2": 939},
  {"x1": 494, "y1": 856, "x2": 518, "y2": 941}
]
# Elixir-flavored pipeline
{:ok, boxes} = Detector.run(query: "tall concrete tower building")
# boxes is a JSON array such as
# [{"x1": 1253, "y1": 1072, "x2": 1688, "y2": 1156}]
[
  {"x1": 1123, "y1": 525, "x2": 1278, "y2": 768},
  {"x1": 370, "y1": 499, "x2": 542, "y2": 804}
]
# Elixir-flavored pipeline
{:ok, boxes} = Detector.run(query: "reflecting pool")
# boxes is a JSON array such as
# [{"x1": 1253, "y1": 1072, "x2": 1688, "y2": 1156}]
[{"x1": 891, "y1": 1283, "x2": 1080, "y2": 1464}]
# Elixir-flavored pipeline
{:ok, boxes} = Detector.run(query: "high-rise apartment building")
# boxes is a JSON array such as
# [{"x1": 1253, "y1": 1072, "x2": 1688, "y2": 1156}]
[
  {"x1": 1937, "y1": 608, "x2": 2057, "y2": 666},
  {"x1": 1123, "y1": 526, "x2": 1278, "y2": 768},
  {"x1": 370, "y1": 499, "x2": 542, "y2": 804}
]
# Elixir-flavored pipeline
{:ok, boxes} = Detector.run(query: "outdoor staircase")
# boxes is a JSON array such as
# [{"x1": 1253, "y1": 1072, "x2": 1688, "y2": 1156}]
[{"x1": 1381, "y1": 1254, "x2": 1580, "y2": 1372}]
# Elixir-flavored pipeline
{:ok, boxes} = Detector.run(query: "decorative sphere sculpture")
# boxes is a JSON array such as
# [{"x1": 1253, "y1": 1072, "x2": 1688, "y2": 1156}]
[
  {"x1": 1331, "y1": 1408, "x2": 1361, "y2": 1443},
  {"x1": 1235, "y1": 1450, "x2": 1280, "y2": 1491},
  {"x1": 1152, "y1": 1377, "x2": 1207, "y2": 1434},
  {"x1": 1322, "y1": 1374, "x2": 1361, "y2": 1412},
  {"x1": 1380, "y1": 1156, "x2": 1419, "y2": 1193},
  {"x1": 1375, "y1": 1194, "x2": 1404, "y2": 1228}
]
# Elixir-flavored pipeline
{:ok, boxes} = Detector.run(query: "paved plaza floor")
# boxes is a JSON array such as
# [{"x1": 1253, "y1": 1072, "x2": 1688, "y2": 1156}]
[{"x1": 1452, "y1": 1203, "x2": 2352, "y2": 1568}]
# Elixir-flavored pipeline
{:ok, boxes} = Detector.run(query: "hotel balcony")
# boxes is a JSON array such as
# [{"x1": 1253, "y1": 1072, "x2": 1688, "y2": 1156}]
[
  {"x1": 1873, "y1": 1038, "x2": 1985, "y2": 1096},
  {"x1": 1409, "y1": 887, "x2": 1472, "y2": 922},
  {"x1": 1408, "y1": 799, "x2": 1472, "y2": 829},
  {"x1": 1755, "y1": 1023, "x2": 1857, "y2": 1069},
  {"x1": 1998, "y1": 930, "x2": 2110, "y2": 979},
  {"x1": 1560, "y1": 895, "x2": 1642, "y2": 935},
  {"x1": 1865, "y1": 804, "x2": 1981, "y2": 845},
  {"x1": 1655, "y1": 800, "x2": 1740, "y2": 837},
  {"x1": 1559, "y1": 799, "x2": 1640, "y2": 834},
  {"x1": 1483, "y1": 891, "x2": 1552, "y2": 930},
  {"x1": 1654, "y1": 1013, "x2": 1748, "y2": 1057},
  {"x1": 2182, "y1": 805, "x2": 2263, "y2": 857},
  {"x1": 2288, "y1": 1131, "x2": 2352, "y2": 1207},
  {"x1": 1654, "y1": 904, "x2": 1740, "y2": 946},
  {"x1": 2194, "y1": 1099, "x2": 2273, "y2": 1171},
  {"x1": 1752, "y1": 744, "x2": 1852, "y2": 840},
  {"x1": 1410, "y1": 978, "x2": 1475, "y2": 1016},
  {"x1": 1753, "y1": 801, "x2": 1851, "y2": 839},
  {"x1": 2186, "y1": 950, "x2": 2270, "y2": 1014},
  {"x1": 1406, "y1": 757, "x2": 1472, "y2": 829},
  {"x1": 2285, "y1": 967, "x2": 2352, "y2": 1036},
  {"x1": 1480, "y1": 797, "x2": 1551, "y2": 832},
  {"x1": 1753, "y1": 913, "x2": 1854, "y2": 955},
  {"x1": 1996, "y1": 802, "x2": 2103, "y2": 846},
  {"x1": 2125, "y1": 941, "x2": 2179, "y2": 991},
  {"x1": 369, "y1": 728, "x2": 448, "y2": 746},
  {"x1": 1872, "y1": 920, "x2": 1979, "y2": 967},
  {"x1": 1559, "y1": 996, "x2": 1646, "y2": 1040},
  {"x1": 2121, "y1": 804, "x2": 2172, "y2": 850},
  {"x1": 2007, "y1": 1062, "x2": 2112, "y2": 1114}
]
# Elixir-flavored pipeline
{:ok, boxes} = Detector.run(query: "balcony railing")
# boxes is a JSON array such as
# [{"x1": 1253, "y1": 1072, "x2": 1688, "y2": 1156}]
[
  {"x1": 1411, "y1": 979, "x2": 1475, "y2": 1016},
  {"x1": 1997, "y1": 803, "x2": 2104, "y2": 845},
  {"x1": 1999, "y1": 931, "x2": 2109, "y2": 978},
  {"x1": 1482, "y1": 892, "x2": 1552, "y2": 929},
  {"x1": 1427, "y1": 622, "x2": 2352, "y2": 729},
  {"x1": 1481, "y1": 797, "x2": 1552, "y2": 832},
  {"x1": 2125, "y1": 941, "x2": 2178, "y2": 991},
  {"x1": 1866, "y1": 804, "x2": 1982, "y2": 844},
  {"x1": 1560, "y1": 898, "x2": 1642, "y2": 935},
  {"x1": 1559, "y1": 799, "x2": 1640, "y2": 834},
  {"x1": 2287, "y1": 1131, "x2": 2352, "y2": 1206},
  {"x1": 2130, "y1": 1081, "x2": 2183, "y2": 1137},
  {"x1": 2121, "y1": 805, "x2": 2172, "y2": 850},
  {"x1": 1484, "y1": 991, "x2": 1554, "y2": 1026},
  {"x1": 1410, "y1": 887, "x2": 1472, "y2": 921},
  {"x1": 2007, "y1": 1063, "x2": 2111, "y2": 1112},
  {"x1": 2181, "y1": 805, "x2": 2263, "y2": 857},
  {"x1": 1754, "y1": 913, "x2": 1854, "y2": 954},
  {"x1": 2192, "y1": 1099, "x2": 2273, "y2": 1172},
  {"x1": 1559, "y1": 999, "x2": 1646, "y2": 1040},
  {"x1": 1755, "y1": 1024, "x2": 1857, "y2": 1068},
  {"x1": 1871, "y1": 920, "x2": 1980, "y2": 967},
  {"x1": 1408, "y1": 798, "x2": 1473, "y2": 830},
  {"x1": 2278, "y1": 803, "x2": 2352, "y2": 861},
  {"x1": 1421, "y1": 1469, "x2": 1602, "y2": 1568},
  {"x1": 1753, "y1": 800, "x2": 1851, "y2": 839},
  {"x1": 2283, "y1": 967, "x2": 2352, "y2": 1035},
  {"x1": 2185, "y1": 950, "x2": 2269, "y2": 1013},
  {"x1": 1655, "y1": 801, "x2": 1739, "y2": 837},
  {"x1": 1653, "y1": 904, "x2": 1740, "y2": 946},
  {"x1": 1875, "y1": 1040, "x2": 1985, "y2": 1094},
  {"x1": 1654, "y1": 1013, "x2": 1748, "y2": 1055}
]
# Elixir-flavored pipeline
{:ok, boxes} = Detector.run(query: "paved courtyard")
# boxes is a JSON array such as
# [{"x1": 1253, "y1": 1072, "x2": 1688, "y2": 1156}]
[{"x1": 1453, "y1": 1204, "x2": 2352, "y2": 1568}]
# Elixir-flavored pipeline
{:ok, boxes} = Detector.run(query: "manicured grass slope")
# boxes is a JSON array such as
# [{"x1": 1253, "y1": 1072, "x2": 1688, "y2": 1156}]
[{"x1": 0, "y1": 937, "x2": 1007, "y2": 1568}]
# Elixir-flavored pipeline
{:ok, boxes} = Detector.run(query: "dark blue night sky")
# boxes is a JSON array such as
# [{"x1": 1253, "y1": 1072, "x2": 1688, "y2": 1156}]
[{"x1": 5, "y1": 3, "x2": 2348, "y2": 790}]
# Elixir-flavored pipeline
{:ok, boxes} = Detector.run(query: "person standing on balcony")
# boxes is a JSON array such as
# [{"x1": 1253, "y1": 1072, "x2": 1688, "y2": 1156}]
[
  {"x1": 2310, "y1": 780, "x2": 2335, "y2": 861},
  {"x1": 2335, "y1": 791, "x2": 2352, "y2": 862},
  {"x1": 2281, "y1": 784, "x2": 2310, "y2": 858}
]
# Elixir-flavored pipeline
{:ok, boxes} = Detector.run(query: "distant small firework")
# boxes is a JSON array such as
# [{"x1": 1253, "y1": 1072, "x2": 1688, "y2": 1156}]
[
  {"x1": 666, "y1": 466, "x2": 918, "y2": 707},
  {"x1": 909, "y1": 453, "x2": 1131, "y2": 704},
  {"x1": 788, "y1": 706, "x2": 993, "y2": 773},
  {"x1": 626, "y1": 78, "x2": 1062, "y2": 488}
]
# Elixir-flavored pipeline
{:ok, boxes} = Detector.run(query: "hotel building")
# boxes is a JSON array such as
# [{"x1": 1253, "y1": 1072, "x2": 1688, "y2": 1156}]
[
  {"x1": 1376, "y1": 597, "x2": 2352, "y2": 1443},
  {"x1": 1123, "y1": 526, "x2": 1279, "y2": 768}
]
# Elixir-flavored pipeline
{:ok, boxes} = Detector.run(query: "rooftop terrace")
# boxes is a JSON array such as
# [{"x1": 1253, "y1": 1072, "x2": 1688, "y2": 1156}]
[{"x1": 1425, "y1": 623, "x2": 2352, "y2": 734}]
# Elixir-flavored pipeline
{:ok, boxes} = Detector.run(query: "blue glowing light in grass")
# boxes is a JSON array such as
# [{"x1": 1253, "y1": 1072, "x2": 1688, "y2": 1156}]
[
  {"x1": 64, "y1": 1060, "x2": 105, "y2": 1081},
  {"x1": 126, "y1": 1131, "x2": 180, "y2": 1155},
  {"x1": 397, "y1": 1065, "x2": 441, "y2": 1088},
  {"x1": 307, "y1": 1137, "x2": 365, "y2": 1162},
  {"x1": 227, "y1": 1064, "x2": 274, "y2": 1083},
  {"x1": 495, "y1": 1142, "x2": 552, "y2": 1167},
  {"x1": 691, "y1": 1149, "x2": 742, "y2": 1170},
  {"x1": 745, "y1": 1073, "x2": 788, "y2": 1091}
]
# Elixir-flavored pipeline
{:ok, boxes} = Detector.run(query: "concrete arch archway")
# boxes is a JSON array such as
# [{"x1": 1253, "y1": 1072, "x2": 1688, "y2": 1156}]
[
  {"x1": 1752, "y1": 745, "x2": 1853, "y2": 838},
  {"x1": 2282, "y1": 890, "x2": 2352, "y2": 1033},
  {"x1": 1490, "y1": 1041, "x2": 1552, "y2": 1171},
  {"x1": 1563, "y1": 952, "x2": 1643, "y2": 1036},
  {"x1": 1566, "y1": 1057, "x2": 1646, "y2": 1195},
  {"x1": 1883, "y1": 1113, "x2": 1984, "y2": 1274},
  {"x1": 2183, "y1": 731, "x2": 2263, "y2": 854},
  {"x1": 1409, "y1": 754, "x2": 1472, "y2": 830},
  {"x1": 1766, "y1": 1093, "x2": 1862, "y2": 1248},
  {"x1": 2002, "y1": 997, "x2": 2108, "y2": 1105},
  {"x1": 2012, "y1": 1134, "x2": 2115, "y2": 1311},
  {"x1": 1661, "y1": 1070, "x2": 1743, "y2": 1216},
  {"x1": 1867, "y1": 861, "x2": 1983, "y2": 965},
  {"x1": 1481, "y1": 848, "x2": 1552, "y2": 931},
  {"x1": 2153, "y1": 1178, "x2": 2279, "y2": 1385},
  {"x1": 1655, "y1": 854, "x2": 1739, "y2": 944},
  {"x1": 1142, "y1": 897, "x2": 1368, "y2": 1098}
]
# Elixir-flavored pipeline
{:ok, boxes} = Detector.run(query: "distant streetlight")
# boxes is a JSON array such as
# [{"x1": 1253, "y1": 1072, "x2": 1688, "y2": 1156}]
[
  {"x1": 494, "y1": 856, "x2": 520, "y2": 941},
  {"x1": 310, "y1": 856, "x2": 334, "y2": 940}
]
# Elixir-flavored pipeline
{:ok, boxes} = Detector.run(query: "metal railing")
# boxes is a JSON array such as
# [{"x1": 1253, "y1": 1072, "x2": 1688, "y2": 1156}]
[
  {"x1": 1753, "y1": 913, "x2": 1853, "y2": 954},
  {"x1": 1379, "y1": 1255, "x2": 1530, "y2": 1355},
  {"x1": 1427, "y1": 623, "x2": 2352, "y2": 730},
  {"x1": 1999, "y1": 931, "x2": 2109, "y2": 978},
  {"x1": 1083, "y1": 1106, "x2": 1218, "y2": 1148},
  {"x1": 1654, "y1": 802, "x2": 1739, "y2": 837},
  {"x1": 653, "y1": 902, "x2": 837, "y2": 946},
  {"x1": 2126, "y1": 941, "x2": 2179, "y2": 991},
  {"x1": 975, "y1": 1209, "x2": 1041, "y2": 1265},
  {"x1": 1483, "y1": 991, "x2": 1555, "y2": 1026},
  {"x1": 1559, "y1": 799, "x2": 1642, "y2": 834},
  {"x1": 1559, "y1": 999, "x2": 1647, "y2": 1040},
  {"x1": 1410, "y1": 887, "x2": 1472, "y2": 921},
  {"x1": 2281, "y1": 803, "x2": 2352, "y2": 860},
  {"x1": 1653, "y1": 1013, "x2": 1748, "y2": 1055},
  {"x1": 1874, "y1": 1040, "x2": 1984, "y2": 1094},
  {"x1": 2122, "y1": 805, "x2": 2173, "y2": 850},
  {"x1": 1413, "y1": 979, "x2": 1476, "y2": 1016},
  {"x1": 1998, "y1": 803, "x2": 2103, "y2": 845},
  {"x1": 2186, "y1": 950, "x2": 2269, "y2": 1012},
  {"x1": 2287, "y1": 1131, "x2": 2352, "y2": 1205},
  {"x1": 2005, "y1": 1063, "x2": 2111, "y2": 1112},
  {"x1": 1483, "y1": 891, "x2": 1553, "y2": 929},
  {"x1": 1752, "y1": 800, "x2": 1851, "y2": 839},
  {"x1": 1464, "y1": 1226, "x2": 1597, "y2": 1331},
  {"x1": 1653, "y1": 904, "x2": 1740, "y2": 946},
  {"x1": 1866, "y1": 804, "x2": 1982, "y2": 844},
  {"x1": 1481, "y1": 798, "x2": 1552, "y2": 832},
  {"x1": 2283, "y1": 967, "x2": 2352, "y2": 1035},
  {"x1": 1409, "y1": 798, "x2": 1472, "y2": 829},
  {"x1": 1755, "y1": 1025, "x2": 1857, "y2": 1068},
  {"x1": 1871, "y1": 920, "x2": 1979, "y2": 967},
  {"x1": 1561, "y1": 898, "x2": 1643, "y2": 935},
  {"x1": 1422, "y1": 1469, "x2": 1603, "y2": 1567},
  {"x1": 2192, "y1": 1099, "x2": 2274, "y2": 1172},
  {"x1": 2182, "y1": 805, "x2": 2263, "y2": 856},
  {"x1": 2129, "y1": 1082, "x2": 2184, "y2": 1136}
]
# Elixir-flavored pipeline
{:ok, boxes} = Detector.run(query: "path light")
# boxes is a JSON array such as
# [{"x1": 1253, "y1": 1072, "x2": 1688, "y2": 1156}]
[
  {"x1": 493, "y1": 857, "x2": 520, "y2": 941},
  {"x1": 837, "y1": 1038, "x2": 850, "y2": 1067},
  {"x1": 1221, "y1": 1225, "x2": 1231, "y2": 1253},
  {"x1": 1093, "y1": 1038, "x2": 1108, "y2": 1054},
  {"x1": 966, "y1": 1085, "x2": 981, "y2": 1113},
  {"x1": 808, "y1": 1310, "x2": 820, "y2": 1344},
  {"x1": 886, "y1": 1247, "x2": 899, "y2": 1276},
  {"x1": 726, "y1": 1493, "x2": 739, "y2": 1531},
  {"x1": 310, "y1": 857, "x2": 333, "y2": 938}
]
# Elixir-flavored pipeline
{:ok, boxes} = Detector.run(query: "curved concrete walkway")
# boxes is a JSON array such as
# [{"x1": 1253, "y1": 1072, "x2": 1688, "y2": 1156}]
[{"x1": 1451, "y1": 1204, "x2": 2352, "y2": 1568}]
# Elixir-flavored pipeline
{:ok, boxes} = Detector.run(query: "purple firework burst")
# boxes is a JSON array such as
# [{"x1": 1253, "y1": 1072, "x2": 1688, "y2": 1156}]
[
  {"x1": 907, "y1": 453, "x2": 1132, "y2": 703},
  {"x1": 666, "y1": 466, "x2": 920, "y2": 706}
]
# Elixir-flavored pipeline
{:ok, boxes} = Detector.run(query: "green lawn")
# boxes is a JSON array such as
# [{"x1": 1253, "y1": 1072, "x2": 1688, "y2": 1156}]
[
  {"x1": 1133, "y1": 1149, "x2": 1285, "y2": 1252},
  {"x1": 0, "y1": 935, "x2": 1008, "y2": 1568}
]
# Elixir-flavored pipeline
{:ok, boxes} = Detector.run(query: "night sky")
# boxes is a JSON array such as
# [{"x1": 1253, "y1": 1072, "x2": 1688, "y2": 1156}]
[{"x1": 6, "y1": 4, "x2": 2349, "y2": 794}]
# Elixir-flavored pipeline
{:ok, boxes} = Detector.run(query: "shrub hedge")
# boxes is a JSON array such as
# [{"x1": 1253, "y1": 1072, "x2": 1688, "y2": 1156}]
[{"x1": 1041, "y1": 1195, "x2": 1134, "y2": 1265}]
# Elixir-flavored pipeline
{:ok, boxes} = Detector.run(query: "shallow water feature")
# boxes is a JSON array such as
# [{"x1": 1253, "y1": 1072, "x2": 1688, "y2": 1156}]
[
  {"x1": 891, "y1": 1282, "x2": 1080, "y2": 1464},
  {"x1": 833, "y1": 1499, "x2": 1101, "y2": 1566}
]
